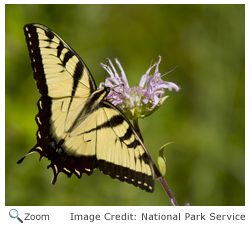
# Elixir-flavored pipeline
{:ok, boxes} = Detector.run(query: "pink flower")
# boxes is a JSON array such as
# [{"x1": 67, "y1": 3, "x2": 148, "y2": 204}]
[{"x1": 99, "y1": 56, "x2": 179, "y2": 120}]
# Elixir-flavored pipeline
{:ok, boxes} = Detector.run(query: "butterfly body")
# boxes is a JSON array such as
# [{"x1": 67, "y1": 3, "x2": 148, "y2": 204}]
[{"x1": 18, "y1": 23, "x2": 155, "y2": 192}]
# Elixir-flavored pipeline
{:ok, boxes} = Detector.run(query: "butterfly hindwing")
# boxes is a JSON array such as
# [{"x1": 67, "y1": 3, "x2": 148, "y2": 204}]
[
  {"x1": 97, "y1": 101, "x2": 154, "y2": 192},
  {"x1": 18, "y1": 23, "x2": 155, "y2": 192}
]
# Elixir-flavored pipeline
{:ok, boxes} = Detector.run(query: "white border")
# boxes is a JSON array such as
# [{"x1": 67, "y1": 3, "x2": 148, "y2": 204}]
[{"x1": 3, "y1": 1, "x2": 250, "y2": 226}]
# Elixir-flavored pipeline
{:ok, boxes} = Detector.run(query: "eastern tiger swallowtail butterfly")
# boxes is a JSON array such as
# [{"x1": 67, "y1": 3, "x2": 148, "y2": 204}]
[{"x1": 18, "y1": 23, "x2": 155, "y2": 192}]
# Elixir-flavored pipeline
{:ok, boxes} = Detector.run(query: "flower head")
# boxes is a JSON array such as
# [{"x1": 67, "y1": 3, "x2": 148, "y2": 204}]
[{"x1": 99, "y1": 56, "x2": 179, "y2": 120}]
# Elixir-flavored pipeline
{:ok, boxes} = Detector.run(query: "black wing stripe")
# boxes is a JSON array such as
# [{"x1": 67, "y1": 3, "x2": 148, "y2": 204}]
[
  {"x1": 72, "y1": 61, "x2": 84, "y2": 93},
  {"x1": 56, "y1": 41, "x2": 64, "y2": 57},
  {"x1": 62, "y1": 50, "x2": 74, "y2": 67},
  {"x1": 74, "y1": 61, "x2": 84, "y2": 80},
  {"x1": 126, "y1": 139, "x2": 141, "y2": 149},
  {"x1": 84, "y1": 115, "x2": 124, "y2": 134},
  {"x1": 119, "y1": 127, "x2": 133, "y2": 141},
  {"x1": 24, "y1": 25, "x2": 49, "y2": 96},
  {"x1": 98, "y1": 160, "x2": 154, "y2": 192},
  {"x1": 67, "y1": 61, "x2": 84, "y2": 113},
  {"x1": 98, "y1": 115, "x2": 124, "y2": 129},
  {"x1": 44, "y1": 26, "x2": 55, "y2": 39}
]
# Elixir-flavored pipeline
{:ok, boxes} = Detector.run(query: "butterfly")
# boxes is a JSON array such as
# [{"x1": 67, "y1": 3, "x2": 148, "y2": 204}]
[{"x1": 18, "y1": 24, "x2": 155, "y2": 192}]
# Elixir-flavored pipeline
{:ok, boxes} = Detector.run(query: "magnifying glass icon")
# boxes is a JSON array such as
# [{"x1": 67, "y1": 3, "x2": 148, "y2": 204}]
[{"x1": 9, "y1": 209, "x2": 23, "y2": 223}]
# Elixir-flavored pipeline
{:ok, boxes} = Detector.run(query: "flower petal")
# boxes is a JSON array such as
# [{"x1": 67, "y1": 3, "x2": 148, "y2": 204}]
[{"x1": 115, "y1": 58, "x2": 130, "y2": 89}]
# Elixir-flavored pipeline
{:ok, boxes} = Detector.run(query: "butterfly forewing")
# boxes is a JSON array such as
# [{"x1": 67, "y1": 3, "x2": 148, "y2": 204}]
[{"x1": 18, "y1": 23, "x2": 155, "y2": 193}]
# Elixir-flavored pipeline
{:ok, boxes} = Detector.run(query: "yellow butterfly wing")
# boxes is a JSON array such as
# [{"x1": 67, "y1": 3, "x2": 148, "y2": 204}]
[{"x1": 18, "y1": 23, "x2": 155, "y2": 192}]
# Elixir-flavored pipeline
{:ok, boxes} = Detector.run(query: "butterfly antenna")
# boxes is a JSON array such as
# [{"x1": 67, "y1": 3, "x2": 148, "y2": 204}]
[
  {"x1": 161, "y1": 65, "x2": 178, "y2": 77},
  {"x1": 111, "y1": 83, "x2": 124, "y2": 95}
]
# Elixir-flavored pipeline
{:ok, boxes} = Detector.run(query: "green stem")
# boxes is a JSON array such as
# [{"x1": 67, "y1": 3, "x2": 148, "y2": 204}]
[{"x1": 133, "y1": 119, "x2": 178, "y2": 206}]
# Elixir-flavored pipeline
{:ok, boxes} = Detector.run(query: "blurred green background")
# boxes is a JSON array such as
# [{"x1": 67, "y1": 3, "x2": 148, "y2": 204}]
[{"x1": 5, "y1": 4, "x2": 244, "y2": 206}]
